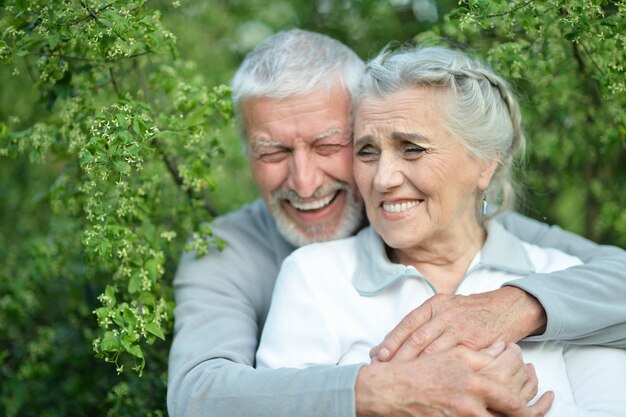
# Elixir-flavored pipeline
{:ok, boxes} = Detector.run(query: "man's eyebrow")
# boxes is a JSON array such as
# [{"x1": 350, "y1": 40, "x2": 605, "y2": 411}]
[
  {"x1": 250, "y1": 140, "x2": 286, "y2": 153},
  {"x1": 312, "y1": 128, "x2": 347, "y2": 142}
]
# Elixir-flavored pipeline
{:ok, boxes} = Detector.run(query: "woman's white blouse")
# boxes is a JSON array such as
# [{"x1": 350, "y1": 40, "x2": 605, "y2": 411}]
[{"x1": 256, "y1": 221, "x2": 626, "y2": 416}]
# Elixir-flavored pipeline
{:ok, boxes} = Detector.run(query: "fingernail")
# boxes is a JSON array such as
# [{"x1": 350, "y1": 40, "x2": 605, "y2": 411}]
[{"x1": 377, "y1": 347, "x2": 390, "y2": 361}]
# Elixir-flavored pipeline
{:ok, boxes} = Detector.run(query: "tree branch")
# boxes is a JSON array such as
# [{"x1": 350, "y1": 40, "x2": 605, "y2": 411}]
[
  {"x1": 35, "y1": 50, "x2": 152, "y2": 63},
  {"x1": 109, "y1": 67, "x2": 120, "y2": 95},
  {"x1": 153, "y1": 138, "x2": 217, "y2": 217},
  {"x1": 487, "y1": 0, "x2": 533, "y2": 18},
  {"x1": 579, "y1": 41, "x2": 606, "y2": 76},
  {"x1": 80, "y1": 1, "x2": 100, "y2": 20},
  {"x1": 72, "y1": 2, "x2": 116, "y2": 24}
]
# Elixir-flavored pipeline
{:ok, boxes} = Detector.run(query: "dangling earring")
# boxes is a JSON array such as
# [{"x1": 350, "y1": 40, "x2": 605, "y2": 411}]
[{"x1": 482, "y1": 195, "x2": 488, "y2": 216}]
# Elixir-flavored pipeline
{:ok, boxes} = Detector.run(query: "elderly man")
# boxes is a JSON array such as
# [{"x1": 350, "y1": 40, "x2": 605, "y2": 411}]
[{"x1": 167, "y1": 29, "x2": 626, "y2": 417}]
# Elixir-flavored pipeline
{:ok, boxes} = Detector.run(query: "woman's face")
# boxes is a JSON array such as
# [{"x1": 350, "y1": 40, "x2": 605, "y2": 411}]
[{"x1": 353, "y1": 87, "x2": 494, "y2": 253}]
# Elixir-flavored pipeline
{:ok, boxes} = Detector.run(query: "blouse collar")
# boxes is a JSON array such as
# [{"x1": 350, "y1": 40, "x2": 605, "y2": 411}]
[{"x1": 352, "y1": 220, "x2": 535, "y2": 296}]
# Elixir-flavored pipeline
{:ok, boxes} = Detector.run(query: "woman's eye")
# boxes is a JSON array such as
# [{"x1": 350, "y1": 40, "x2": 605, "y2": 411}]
[
  {"x1": 403, "y1": 143, "x2": 426, "y2": 156},
  {"x1": 356, "y1": 144, "x2": 379, "y2": 160}
]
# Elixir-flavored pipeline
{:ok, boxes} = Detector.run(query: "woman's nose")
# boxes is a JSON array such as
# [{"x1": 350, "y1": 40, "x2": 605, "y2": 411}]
[{"x1": 373, "y1": 153, "x2": 404, "y2": 192}]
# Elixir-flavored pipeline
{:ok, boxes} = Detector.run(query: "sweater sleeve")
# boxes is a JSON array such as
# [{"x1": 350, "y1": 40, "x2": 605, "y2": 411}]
[
  {"x1": 497, "y1": 211, "x2": 626, "y2": 347},
  {"x1": 167, "y1": 203, "x2": 360, "y2": 417}
]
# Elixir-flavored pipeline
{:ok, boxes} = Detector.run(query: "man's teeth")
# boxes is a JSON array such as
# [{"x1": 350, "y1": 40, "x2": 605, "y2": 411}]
[
  {"x1": 382, "y1": 200, "x2": 419, "y2": 213},
  {"x1": 291, "y1": 192, "x2": 337, "y2": 211}
]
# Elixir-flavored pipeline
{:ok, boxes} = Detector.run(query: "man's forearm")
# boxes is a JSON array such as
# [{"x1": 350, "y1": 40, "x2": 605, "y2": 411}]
[
  {"x1": 169, "y1": 358, "x2": 360, "y2": 417},
  {"x1": 500, "y1": 211, "x2": 626, "y2": 346}
]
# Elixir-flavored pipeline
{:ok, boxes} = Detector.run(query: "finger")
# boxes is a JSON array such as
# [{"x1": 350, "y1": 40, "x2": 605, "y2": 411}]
[
  {"x1": 389, "y1": 323, "x2": 446, "y2": 362},
  {"x1": 480, "y1": 343, "x2": 524, "y2": 378},
  {"x1": 491, "y1": 343, "x2": 524, "y2": 374},
  {"x1": 503, "y1": 360, "x2": 528, "y2": 396},
  {"x1": 481, "y1": 379, "x2": 532, "y2": 417},
  {"x1": 453, "y1": 345, "x2": 500, "y2": 371},
  {"x1": 422, "y1": 329, "x2": 471, "y2": 355},
  {"x1": 375, "y1": 302, "x2": 435, "y2": 361},
  {"x1": 368, "y1": 344, "x2": 380, "y2": 359},
  {"x1": 481, "y1": 341, "x2": 506, "y2": 357},
  {"x1": 529, "y1": 391, "x2": 554, "y2": 417},
  {"x1": 519, "y1": 363, "x2": 539, "y2": 403}
]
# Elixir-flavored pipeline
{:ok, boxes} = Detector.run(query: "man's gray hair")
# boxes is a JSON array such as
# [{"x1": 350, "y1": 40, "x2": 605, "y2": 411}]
[
  {"x1": 359, "y1": 45, "x2": 525, "y2": 217},
  {"x1": 231, "y1": 29, "x2": 365, "y2": 140}
]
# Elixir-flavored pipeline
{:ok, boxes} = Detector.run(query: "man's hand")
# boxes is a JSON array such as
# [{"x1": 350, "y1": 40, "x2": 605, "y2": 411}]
[
  {"x1": 356, "y1": 343, "x2": 553, "y2": 417},
  {"x1": 370, "y1": 287, "x2": 547, "y2": 362}
]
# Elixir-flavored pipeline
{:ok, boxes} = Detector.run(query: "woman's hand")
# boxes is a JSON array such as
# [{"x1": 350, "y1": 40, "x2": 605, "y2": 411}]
[{"x1": 369, "y1": 287, "x2": 547, "y2": 363}]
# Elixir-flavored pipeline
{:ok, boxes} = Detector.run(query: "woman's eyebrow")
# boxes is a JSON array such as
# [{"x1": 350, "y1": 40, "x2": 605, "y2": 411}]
[
  {"x1": 354, "y1": 135, "x2": 373, "y2": 148},
  {"x1": 391, "y1": 131, "x2": 430, "y2": 142}
]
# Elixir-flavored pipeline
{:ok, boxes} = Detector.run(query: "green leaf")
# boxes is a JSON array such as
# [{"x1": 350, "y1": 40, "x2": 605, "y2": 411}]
[
  {"x1": 144, "y1": 322, "x2": 165, "y2": 340},
  {"x1": 105, "y1": 285, "x2": 116, "y2": 304},
  {"x1": 145, "y1": 258, "x2": 158, "y2": 282},
  {"x1": 79, "y1": 149, "x2": 94, "y2": 166},
  {"x1": 122, "y1": 307, "x2": 137, "y2": 327},
  {"x1": 114, "y1": 159, "x2": 131, "y2": 175},
  {"x1": 139, "y1": 291, "x2": 156, "y2": 307},
  {"x1": 100, "y1": 332, "x2": 120, "y2": 352},
  {"x1": 98, "y1": 18, "x2": 113, "y2": 28},
  {"x1": 49, "y1": 33, "x2": 60, "y2": 50},
  {"x1": 121, "y1": 336, "x2": 143, "y2": 359},
  {"x1": 128, "y1": 274, "x2": 141, "y2": 294}
]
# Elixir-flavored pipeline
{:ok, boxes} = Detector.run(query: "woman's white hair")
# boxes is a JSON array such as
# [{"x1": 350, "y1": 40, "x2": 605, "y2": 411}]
[
  {"x1": 358, "y1": 45, "x2": 525, "y2": 218},
  {"x1": 231, "y1": 29, "x2": 365, "y2": 140}
]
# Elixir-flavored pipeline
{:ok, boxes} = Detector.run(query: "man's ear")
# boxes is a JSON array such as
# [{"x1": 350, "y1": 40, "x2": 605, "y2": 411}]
[{"x1": 478, "y1": 156, "x2": 499, "y2": 191}]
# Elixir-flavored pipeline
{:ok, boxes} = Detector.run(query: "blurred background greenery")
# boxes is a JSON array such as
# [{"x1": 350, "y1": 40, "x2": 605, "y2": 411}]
[{"x1": 1, "y1": 0, "x2": 623, "y2": 416}]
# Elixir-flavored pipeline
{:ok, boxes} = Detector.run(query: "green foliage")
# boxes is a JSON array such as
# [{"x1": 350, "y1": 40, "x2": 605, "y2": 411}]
[
  {"x1": 0, "y1": 0, "x2": 623, "y2": 416},
  {"x1": 420, "y1": 0, "x2": 625, "y2": 245},
  {"x1": 1, "y1": 1, "x2": 231, "y2": 415}
]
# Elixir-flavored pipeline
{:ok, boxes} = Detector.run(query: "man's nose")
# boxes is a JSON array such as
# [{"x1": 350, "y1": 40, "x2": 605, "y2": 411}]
[
  {"x1": 288, "y1": 150, "x2": 324, "y2": 198},
  {"x1": 373, "y1": 153, "x2": 404, "y2": 192}
]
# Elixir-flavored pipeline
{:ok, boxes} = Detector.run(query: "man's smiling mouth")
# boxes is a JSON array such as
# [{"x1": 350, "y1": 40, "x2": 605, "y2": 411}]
[{"x1": 289, "y1": 191, "x2": 340, "y2": 212}]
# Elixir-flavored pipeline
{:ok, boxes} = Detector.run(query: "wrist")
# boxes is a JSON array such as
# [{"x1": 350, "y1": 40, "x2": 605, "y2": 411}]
[
  {"x1": 355, "y1": 363, "x2": 388, "y2": 417},
  {"x1": 504, "y1": 286, "x2": 547, "y2": 337}
]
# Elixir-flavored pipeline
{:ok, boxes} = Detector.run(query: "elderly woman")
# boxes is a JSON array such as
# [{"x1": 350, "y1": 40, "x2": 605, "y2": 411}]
[{"x1": 255, "y1": 45, "x2": 626, "y2": 415}]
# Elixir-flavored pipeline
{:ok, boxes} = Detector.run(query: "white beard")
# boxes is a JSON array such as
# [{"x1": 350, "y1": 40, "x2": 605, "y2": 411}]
[{"x1": 268, "y1": 183, "x2": 364, "y2": 247}]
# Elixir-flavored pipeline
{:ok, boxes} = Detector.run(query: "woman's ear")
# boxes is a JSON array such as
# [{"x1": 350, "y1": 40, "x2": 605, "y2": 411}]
[{"x1": 478, "y1": 155, "x2": 499, "y2": 191}]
